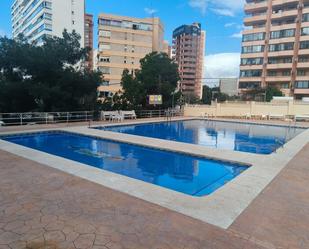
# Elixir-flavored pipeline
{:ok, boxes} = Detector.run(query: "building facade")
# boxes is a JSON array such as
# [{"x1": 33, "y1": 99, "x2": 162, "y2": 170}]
[
  {"x1": 97, "y1": 13, "x2": 166, "y2": 96},
  {"x1": 240, "y1": 0, "x2": 309, "y2": 99},
  {"x1": 84, "y1": 13, "x2": 94, "y2": 70},
  {"x1": 219, "y1": 78, "x2": 239, "y2": 96},
  {"x1": 172, "y1": 23, "x2": 205, "y2": 99},
  {"x1": 11, "y1": 0, "x2": 85, "y2": 46}
]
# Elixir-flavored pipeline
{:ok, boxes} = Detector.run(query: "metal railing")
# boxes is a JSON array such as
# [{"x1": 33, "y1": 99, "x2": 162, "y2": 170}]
[
  {"x1": 0, "y1": 111, "x2": 94, "y2": 126},
  {"x1": 135, "y1": 109, "x2": 183, "y2": 119},
  {"x1": 0, "y1": 109, "x2": 184, "y2": 126}
]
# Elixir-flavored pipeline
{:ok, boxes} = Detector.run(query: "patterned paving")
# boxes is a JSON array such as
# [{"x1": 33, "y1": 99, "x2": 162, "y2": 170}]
[
  {"x1": 1, "y1": 120, "x2": 309, "y2": 249},
  {"x1": 0, "y1": 150, "x2": 265, "y2": 249}
]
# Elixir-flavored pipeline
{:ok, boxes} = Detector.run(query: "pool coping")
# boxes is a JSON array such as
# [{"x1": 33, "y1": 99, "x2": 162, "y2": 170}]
[{"x1": 0, "y1": 117, "x2": 308, "y2": 229}]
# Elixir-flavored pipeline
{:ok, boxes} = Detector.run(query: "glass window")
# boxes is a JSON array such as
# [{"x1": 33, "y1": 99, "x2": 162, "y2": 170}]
[
  {"x1": 241, "y1": 58, "x2": 263, "y2": 65},
  {"x1": 301, "y1": 27, "x2": 309, "y2": 36},
  {"x1": 295, "y1": 81, "x2": 309, "y2": 88},
  {"x1": 303, "y1": 13, "x2": 309, "y2": 22},
  {"x1": 242, "y1": 45, "x2": 264, "y2": 53},
  {"x1": 300, "y1": 41, "x2": 309, "y2": 49},
  {"x1": 239, "y1": 82, "x2": 261, "y2": 89},
  {"x1": 297, "y1": 70, "x2": 306, "y2": 76},
  {"x1": 240, "y1": 70, "x2": 262, "y2": 77},
  {"x1": 269, "y1": 42, "x2": 294, "y2": 52},
  {"x1": 243, "y1": 32, "x2": 265, "y2": 42},
  {"x1": 99, "y1": 30, "x2": 111, "y2": 37},
  {"x1": 270, "y1": 29, "x2": 295, "y2": 39}
]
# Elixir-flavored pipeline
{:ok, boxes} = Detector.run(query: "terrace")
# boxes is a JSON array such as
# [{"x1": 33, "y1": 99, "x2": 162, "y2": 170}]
[{"x1": 0, "y1": 114, "x2": 309, "y2": 248}]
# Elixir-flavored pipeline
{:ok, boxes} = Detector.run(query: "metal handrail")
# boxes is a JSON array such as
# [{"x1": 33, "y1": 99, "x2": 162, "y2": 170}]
[{"x1": 0, "y1": 109, "x2": 184, "y2": 126}]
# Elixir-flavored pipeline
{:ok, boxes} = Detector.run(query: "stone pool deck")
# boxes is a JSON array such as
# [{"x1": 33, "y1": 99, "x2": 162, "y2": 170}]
[{"x1": 1, "y1": 118, "x2": 309, "y2": 249}]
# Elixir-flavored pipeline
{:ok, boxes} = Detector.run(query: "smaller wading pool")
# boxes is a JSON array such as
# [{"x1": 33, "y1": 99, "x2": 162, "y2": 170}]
[{"x1": 2, "y1": 132, "x2": 248, "y2": 196}]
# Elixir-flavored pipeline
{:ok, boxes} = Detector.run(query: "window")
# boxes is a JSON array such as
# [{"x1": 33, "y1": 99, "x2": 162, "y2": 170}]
[
  {"x1": 270, "y1": 29, "x2": 295, "y2": 39},
  {"x1": 242, "y1": 32, "x2": 265, "y2": 42},
  {"x1": 242, "y1": 45, "x2": 264, "y2": 53},
  {"x1": 282, "y1": 70, "x2": 290, "y2": 76},
  {"x1": 301, "y1": 27, "x2": 309, "y2": 36},
  {"x1": 268, "y1": 57, "x2": 292, "y2": 64},
  {"x1": 300, "y1": 41, "x2": 309, "y2": 49},
  {"x1": 281, "y1": 83, "x2": 289, "y2": 89},
  {"x1": 241, "y1": 58, "x2": 263, "y2": 65},
  {"x1": 99, "y1": 30, "x2": 111, "y2": 37},
  {"x1": 295, "y1": 81, "x2": 309, "y2": 88},
  {"x1": 239, "y1": 82, "x2": 261, "y2": 89},
  {"x1": 297, "y1": 70, "x2": 306, "y2": 76},
  {"x1": 240, "y1": 70, "x2": 262, "y2": 77},
  {"x1": 99, "y1": 43, "x2": 111, "y2": 51},
  {"x1": 303, "y1": 13, "x2": 309, "y2": 22},
  {"x1": 268, "y1": 71, "x2": 277, "y2": 76},
  {"x1": 100, "y1": 81, "x2": 110, "y2": 86},
  {"x1": 299, "y1": 56, "x2": 309, "y2": 62},
  {"x1": 269, "y1": 42, "x2": 294, "y2": 52},
  {"x1": 99, "y1": 56, "x2": 110, "y2": 63}
]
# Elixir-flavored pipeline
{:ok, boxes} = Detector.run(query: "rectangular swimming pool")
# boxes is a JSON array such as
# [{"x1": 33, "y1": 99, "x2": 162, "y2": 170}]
[
  {"x1": 96, "y1": 120, "x2": 305, "y2": 154},
  {"x1": 2, "y1": 132, "x2": 248, "y2": 196}
]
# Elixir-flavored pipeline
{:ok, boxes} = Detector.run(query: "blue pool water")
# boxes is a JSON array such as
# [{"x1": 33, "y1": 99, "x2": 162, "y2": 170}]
[
  {"x1": 2, "y1": 132, "x2": 248, "y2": 196},
  {"x1": 96, "y1": 120, "x2": 304, "y2": 155}
]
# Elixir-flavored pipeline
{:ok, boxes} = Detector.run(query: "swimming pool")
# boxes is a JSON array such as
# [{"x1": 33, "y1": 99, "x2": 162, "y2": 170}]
[
  {"x1": 96, "y1": 120, "x2": 305, "y2": 154},
  {"x1": 2, "y1": 132, "x2": 248, "y2": 196}
]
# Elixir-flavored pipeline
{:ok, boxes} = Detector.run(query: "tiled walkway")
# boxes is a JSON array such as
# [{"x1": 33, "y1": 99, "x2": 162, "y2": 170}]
[{"x1": 1, "y1": 120, "x2": 309, "y2": 249}]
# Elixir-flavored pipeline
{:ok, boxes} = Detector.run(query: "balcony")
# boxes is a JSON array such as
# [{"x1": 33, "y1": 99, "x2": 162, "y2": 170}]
[
  {"x1": 272, "y1": 0, "x2": 299, "y2": 8},
  {"x1": 271, "y1": 9, "x2": 298, "y2": 20},
  {"x1": 239, "y1": 77, "x2": 262, "y2": 82},
  {"x1": 240, "y1": 65, "x2": 263, "y2": 70},
  {"x1": 268, "y1": 50, "x2": 294, "y2": 57},
  {"x1": 244, "y1": 14, "x2": 267, "y2": 26},
  {"x1": 265, "y1": 76, "x2": 291, "y2": 82},
  {"x1": 294, "y1": 88, "x2": 309, "y2": 94},
  {"x1": 244, "y1": 1, "x2": 268, "y2": 14},
  {"x1": 267, "y1": 63, "x2": 293, "y2": 69},
  {"x1": 297, "y1": 62, "x2": 309, "y2": 68}
]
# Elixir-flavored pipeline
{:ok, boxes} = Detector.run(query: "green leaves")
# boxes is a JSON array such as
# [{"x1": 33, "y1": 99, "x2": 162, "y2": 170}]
[
  {"x1": 0, "y1": 31, "x2": 101, "y2": 112},
  {"x1": 120, "y1": 52, "x2": 180, "y2": 109}
]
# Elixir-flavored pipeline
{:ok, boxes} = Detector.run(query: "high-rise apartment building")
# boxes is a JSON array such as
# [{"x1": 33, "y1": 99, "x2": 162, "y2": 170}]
[
  {"x1": 84, "y1": 13, "x2": 94, "y2": 70},
  {"x1": 240, "y1": 0, "x2": 309, "y2": 99},
  {"x1": 97, "y1": 13, "x2": 165, "y2": 96},
  {"x1": 172, "y1": 23, "x2": 205, "y2": 99},
  {"x1": 11, "y1": 0, "x2": 85, "y2": 46}
]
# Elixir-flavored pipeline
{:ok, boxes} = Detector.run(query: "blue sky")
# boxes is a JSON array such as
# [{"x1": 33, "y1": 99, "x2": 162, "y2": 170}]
[{"x1": 0, "y1": 0, "x2": 245, "y2": 78}]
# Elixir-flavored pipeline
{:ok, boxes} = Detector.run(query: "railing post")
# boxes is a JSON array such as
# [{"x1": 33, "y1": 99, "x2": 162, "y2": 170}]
[
  {"x1": 20, "y1": 114, "x2": 23, "y2": 126},
  {"x1": 85, "y1": 111, "x2": 88, "y2": 122},
  {"x1": 45, "y1": 113, "x2": 48, "y2": 124},
  {"x1": 67, "y1": 112, "x2": 69, "y2": 124}
]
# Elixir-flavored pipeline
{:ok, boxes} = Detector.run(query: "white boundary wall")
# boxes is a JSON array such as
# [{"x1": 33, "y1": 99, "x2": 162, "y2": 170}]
[{"x1": 184, "y1": 101, "x2": 309, "y2": 117}]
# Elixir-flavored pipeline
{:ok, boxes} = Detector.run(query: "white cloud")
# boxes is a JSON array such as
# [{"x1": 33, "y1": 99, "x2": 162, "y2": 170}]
[
  {"x1": 204, "y1": 53, "x2": 240, "y2": 79},
  {"x1": 189, "y1": 0, "x2": 245, "y2": 16},
  {"x1": 144, "y1": 7, "x2": 158, "y2": 15},
  {"x1": 211, "y1": 8, "x2": 234, "y2": 17},
  {"x1": 230, "y1": 31, "x2": 242, "y2": 38},
  {"x1": 224, "y1": 22, "x2": 236, "y2": 28},
  {"x1": 188, "y1": 0, "x2": 207, "y2": 15}
]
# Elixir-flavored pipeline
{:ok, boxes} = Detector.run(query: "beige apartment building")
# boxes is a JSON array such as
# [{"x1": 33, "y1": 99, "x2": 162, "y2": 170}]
[
  {"x1": 97, "y1": 14, "x2": 166, "y2": 97},
  {"x1": 172, "y1": 23, "x2": 205, "y2": 99},
  {"x1": 240, "y1": 0, "x2": 309, "y2": 99}
]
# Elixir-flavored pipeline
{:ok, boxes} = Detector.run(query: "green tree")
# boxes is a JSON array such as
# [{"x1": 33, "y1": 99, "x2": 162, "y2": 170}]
[
  {"x1": 0, "y1": 31, "x2": 101, "y2": 112},
  {"x1": 265, "y1": 86, "x2": 283, "y2": 102},
  {"x1": 121, "y1": 52, "x2": 180, "y2": 109},
  {"x1": 201, "y1": 85, "x2": 212, "y2": 105}
]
